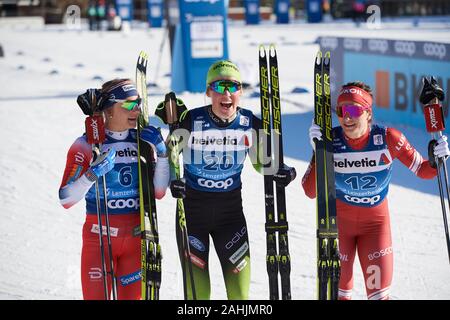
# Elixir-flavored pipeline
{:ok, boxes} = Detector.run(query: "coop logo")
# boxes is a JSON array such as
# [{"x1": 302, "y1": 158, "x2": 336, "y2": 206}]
[
  {"x1": 423, "y1": 43, "x2": 447, "y2": 60},
  {"x1": 368, "y1": 39, "x2": 388, "y2": 54},
  {"x1": 198, "y1": 178, "x2": 233, "y2": 190},
  {"x1": 108, "y1": 198, "x2": 139, "y2": 210},
  {"x1": 394, "y1": 41, "x2": 416, "y2": 56},
  {"x1": 344, "y1": 195, "x2": 381, "y2": 205},
  {"x1": 320, "y1": 37, "x2": 338, "y2": 51},
  {"x1": 344, "y1": 38, "x2": 363, "y2": 52}
]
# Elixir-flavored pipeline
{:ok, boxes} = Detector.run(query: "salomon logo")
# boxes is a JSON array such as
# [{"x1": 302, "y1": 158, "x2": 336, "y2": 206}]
[
  {"x1": 108, "y1": 198, "x2": 139, "y2": 210},
  {"x1": 344, "y1": 195, "x2": 381, "y2": 205},
  {"x1": 198, "y1": 178, "x2": 233, "y2": 189}
]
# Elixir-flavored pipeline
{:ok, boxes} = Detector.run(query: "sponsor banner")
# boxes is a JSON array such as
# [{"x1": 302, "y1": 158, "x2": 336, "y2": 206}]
[
  {"x1": 244, "y1": 0, "x2": 260, "y2": 25},
  {"x1": 175, "y1": 0, "x2": 229, "y2": 92},
  {"x1": 116, "y1": 0, "x2": 133, "y2": 21},
  {"x1": 317, "y1": 36, "x2": 450, "y2": 133},
  {"x1": 147, "y1": 0, "x2": 163, "y2": 28}
]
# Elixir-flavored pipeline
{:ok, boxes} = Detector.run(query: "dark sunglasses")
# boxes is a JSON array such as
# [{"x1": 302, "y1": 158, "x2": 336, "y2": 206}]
[
  {"x1": 209, "y1": 80, "x2": 241, "y2": 94},
  {"x1": 336, "y1": 104, "x2": 369, "y2": 118}
]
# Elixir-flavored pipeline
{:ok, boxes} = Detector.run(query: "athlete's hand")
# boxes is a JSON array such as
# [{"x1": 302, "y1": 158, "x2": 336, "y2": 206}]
[
  {"x1": 85, "y1": 147, "x2": 116, "y2": 181},
  {"x1": 309, "y1": 120, "x2": 322, "y2": 151},
  {"x1": 428, "y1": 135, "x2": 450, "y2": 168},
  {"x1": 435, "y1": 135, "x2": 450, "y2": 160},
  {"x1": 273, "y1": 164, "x2": 297, "y2": 187},
  {"x1": 141, "y1": 126, "x2": 167, "y2": 157},
  {"x1": 170, "y1": 179, "x2": 186, "y2": 199}
]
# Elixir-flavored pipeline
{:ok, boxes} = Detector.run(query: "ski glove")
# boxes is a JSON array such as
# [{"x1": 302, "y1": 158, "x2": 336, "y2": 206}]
[
  {"x1": 273, "y1": 164, "x2": 297, "y2": 187},
  {"x1": 170, "y1": 179, "x2": 186, "y2": 199},
  {"x1": 428, "y1": 135, "x2": 450, "y2": 168},
  {"x1": 309, "y1": 120, "x2": 322, "y2": 151},
  {"x1": 85, "y1": 147, "x2": 116, "y2": 181},
  {"x1": 140, "y1": 126, "x2": 167, "y2": 157}
]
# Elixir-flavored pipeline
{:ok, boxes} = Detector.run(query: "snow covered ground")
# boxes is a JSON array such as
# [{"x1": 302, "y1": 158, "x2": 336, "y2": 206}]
[{"x1": 1, "y1": 17, "x2": 450, "y2": 300}]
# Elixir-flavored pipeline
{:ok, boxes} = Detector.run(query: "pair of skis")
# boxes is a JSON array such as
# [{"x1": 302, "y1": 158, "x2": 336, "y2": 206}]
[
  {"x1": 258, "y1": 45, "x2": 291, "y2": 300},
  {"x1": 136, "y1": 51, "x2": 162, "y2": 300},
  {"x1": 314, "y1": 51, "x2": 340, "y2": 300},
  {"x1": 155, "y1": 92, "x2": 197, "y2": 300}
]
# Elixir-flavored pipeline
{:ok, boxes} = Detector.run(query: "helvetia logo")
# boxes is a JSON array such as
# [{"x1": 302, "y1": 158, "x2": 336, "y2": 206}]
[
  {"x1": 378, "y1": 153, "x2": 391, "y2": 165},
  {"x1": 335, "y1": 157, "x2": 377, "y2": 168},
  {"x1": 191, "y1": 136, "x2": 238, "y2": 146},
  {"x1": 115, "y1": 147, "x2": 138, "y2": 157}
]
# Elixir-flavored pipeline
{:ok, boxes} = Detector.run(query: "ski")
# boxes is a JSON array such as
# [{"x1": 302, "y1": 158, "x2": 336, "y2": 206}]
[
  {"x1": 155, "y1": 92, "x2": 196, "y2": 300},
  {"x1": 136, "y1": 51, "x2": 161, "y2": 300},
  {"x1": 314, "y1": 51, "x2": 340, "y2": 300},
  {"x1": 259, "y1": 44, "x2": 291, "y2": 300}
]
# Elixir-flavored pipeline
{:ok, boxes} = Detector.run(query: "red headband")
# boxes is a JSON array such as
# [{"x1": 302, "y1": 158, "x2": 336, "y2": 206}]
[{"x1": 337, "y1": 86, "x2": 373, "y2": 108}]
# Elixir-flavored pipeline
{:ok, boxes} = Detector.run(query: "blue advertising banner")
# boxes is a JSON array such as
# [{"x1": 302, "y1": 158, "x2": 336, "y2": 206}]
[
  {"x1": 306, "y1": 0, "x2": 322, "y2": 23},
  {"x1": 275, "y1": 0, "x2": 290, "y2": 24},
  {"x1": 244, "y1": 0, "x2": 260, "y2": 25},
  {"x1": 147, "y1": 0, "x2": 163, "y2": 28},
  {"x1": 172, "y1": 0, "x2": 229, "y2": 93},
  {"x1": 318, "y1": 36, "x2": 450, "y2": 133},
  {"x1": 116, "y1": 0, "x2": 133, "y2": 21}
]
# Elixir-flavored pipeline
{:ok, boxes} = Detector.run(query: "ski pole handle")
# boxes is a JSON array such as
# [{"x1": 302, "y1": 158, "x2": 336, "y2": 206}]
[
  {"x1": 85, "y1": 115, "x2": 106, "y2": 145},
  {"x1": 424, "y1": 102, "x2": 445, "y2": 133}
]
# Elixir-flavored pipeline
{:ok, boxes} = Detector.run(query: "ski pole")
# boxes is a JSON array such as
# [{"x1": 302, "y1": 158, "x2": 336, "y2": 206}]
[
  {"x1": 85, "y1": 114, "x2": 118, "y2": 299},
  {"x1": 422, "y1": 100, "x2": 450, "y2": 264}
]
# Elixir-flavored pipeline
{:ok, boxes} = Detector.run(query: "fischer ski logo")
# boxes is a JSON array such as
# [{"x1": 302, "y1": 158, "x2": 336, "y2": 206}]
[
  {"x1": 271, "y1": 66, "x2": 281, "y2": 134},
  {"x1": 198, "y1": 178, "x2": 233, "y2": 189},
  {"x1": 344, "y1": 195, "x2": 381, "y2": 205}
]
